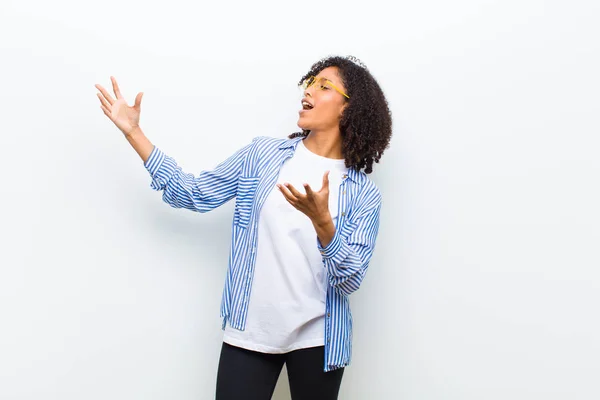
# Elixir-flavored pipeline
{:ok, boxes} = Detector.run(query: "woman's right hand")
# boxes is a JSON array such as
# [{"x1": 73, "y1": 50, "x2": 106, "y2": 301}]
[{"x1": 95, "y1": 76, "x2": 144, "y2": 137}]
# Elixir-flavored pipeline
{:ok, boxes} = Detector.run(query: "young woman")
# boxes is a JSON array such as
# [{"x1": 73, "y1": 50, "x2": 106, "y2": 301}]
[{"x1": 95, "y1": 55, "x2": 392, "y2": 400}]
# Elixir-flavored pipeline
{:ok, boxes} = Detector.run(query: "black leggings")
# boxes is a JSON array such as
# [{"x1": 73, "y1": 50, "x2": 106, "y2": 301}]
[{"x1": 215, "y1": 342, "x2": 344, "y2": 400}]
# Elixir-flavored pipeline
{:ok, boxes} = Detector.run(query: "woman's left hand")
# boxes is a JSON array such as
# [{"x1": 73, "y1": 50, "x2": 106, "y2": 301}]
[{"x1": 277, "y1": 171, "x2": 331, "y2": 225}]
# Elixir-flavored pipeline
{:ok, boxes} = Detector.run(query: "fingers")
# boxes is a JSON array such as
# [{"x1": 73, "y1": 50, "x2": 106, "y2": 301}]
[
  {"x1": 284, "y1": 183, "x2": 304, "y2": 198},
  {"x1": 277, "y1": 184, "x2": 297, "y2": 203},
  {"x1": 97, "y1": 91, "x2": 113, "y2": 119},
  {"x1": 134, "y1": 92, "x2": 144, "y2": 110},
  {"x1": 100, "y1": 104, "x2": 111, "y2": 118},
  {"x1": 97, "y1": 92, "x2": 111, "y2": 110},
  {"x1": 111, "y1": 76, "x2": 123, "y2": 99},
  {"x1": 281, "y1": 193, "x2": 297, "y2": 208},
  {"x1": 321, "y1": 171, "x2": 330, "y2": 191},
  {"x1": 304, "y1": 183, "x2": 314, "y2": 197},
  {"x1": 95, "y1": 83, "x2": 115, "y2": 106}
]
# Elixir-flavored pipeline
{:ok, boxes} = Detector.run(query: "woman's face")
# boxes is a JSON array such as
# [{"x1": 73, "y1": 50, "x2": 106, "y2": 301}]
[{"x1": 297, "y1": 66, "x2": 348, "y2": 133}]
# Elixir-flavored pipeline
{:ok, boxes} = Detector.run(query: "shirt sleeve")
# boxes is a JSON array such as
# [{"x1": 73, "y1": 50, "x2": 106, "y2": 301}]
[
  {"x1": 143, "y1": 138, "x2": 257, "y2": 213},
  {"x1": 317, "y1": 188, "x2": 382, "y2": 296}
]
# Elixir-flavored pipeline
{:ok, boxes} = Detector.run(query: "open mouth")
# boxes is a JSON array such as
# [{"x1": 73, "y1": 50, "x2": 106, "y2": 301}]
[{"x1": 302, "y1": 101, "x2": 314, "y2": 110}]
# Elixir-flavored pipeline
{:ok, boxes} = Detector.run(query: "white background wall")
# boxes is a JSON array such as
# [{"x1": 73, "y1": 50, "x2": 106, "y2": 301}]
[{"x1": 1, "y1": 0, "x2": 599, "y2": 399}]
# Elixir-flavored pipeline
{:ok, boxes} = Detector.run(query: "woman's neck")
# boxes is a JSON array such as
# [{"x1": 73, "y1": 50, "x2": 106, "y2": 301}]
[{"x1": 303, "y1": 131, "x2": 344, "y2": 160}]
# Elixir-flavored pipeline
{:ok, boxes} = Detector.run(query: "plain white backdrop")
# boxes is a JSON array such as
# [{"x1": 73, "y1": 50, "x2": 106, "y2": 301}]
[{"x1": 1, "y1": 0, "x2": 599, "y2": 398}]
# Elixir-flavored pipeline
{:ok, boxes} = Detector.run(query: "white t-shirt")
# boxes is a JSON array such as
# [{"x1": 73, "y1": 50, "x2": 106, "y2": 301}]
[{"x1": 223, "y1": 139, "x2": 349, "y2": 353}]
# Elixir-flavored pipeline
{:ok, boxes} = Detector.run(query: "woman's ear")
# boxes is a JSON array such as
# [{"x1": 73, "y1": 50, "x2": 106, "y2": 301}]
[{"x1": 339, "y1": 101, "x2": 348, "y2": 117}]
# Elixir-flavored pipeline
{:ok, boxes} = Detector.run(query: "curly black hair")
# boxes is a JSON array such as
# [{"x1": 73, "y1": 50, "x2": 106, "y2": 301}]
[{"x1": 289, "y1": 55, "x2": 392, "y2": 174}]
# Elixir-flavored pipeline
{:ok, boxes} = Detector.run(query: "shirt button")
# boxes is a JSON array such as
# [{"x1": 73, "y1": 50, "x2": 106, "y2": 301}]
[
  {"x1": 327, "y1": 313, "x2": 331, "y2": 317},
  {"x1": 341, "y1": 212, "x2": 346, "y2": 217}
]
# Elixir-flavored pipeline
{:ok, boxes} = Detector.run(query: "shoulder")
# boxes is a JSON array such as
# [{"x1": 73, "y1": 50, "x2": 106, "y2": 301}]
[
  {"x1": 348, "y1": 171, "x2": 382, "y2": 213},
  {"x1": 351, "y1": 170, "x2": 381, "y2": 198},
  {"x1": 242, "y1": 135, "x2": 303, "y2": 162},
  {"x1": 249, "y1": 135, "x2": 301, "y2": 149}
]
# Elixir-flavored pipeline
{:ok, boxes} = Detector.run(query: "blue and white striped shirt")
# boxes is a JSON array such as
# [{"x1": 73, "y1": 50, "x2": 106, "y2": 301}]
[{"x1": 144, "y1": 135, "x2": 382, "y2": 372}]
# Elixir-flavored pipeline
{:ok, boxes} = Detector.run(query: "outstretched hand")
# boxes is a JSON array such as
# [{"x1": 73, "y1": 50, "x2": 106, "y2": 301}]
[
  {"x1": 95, "y1": 76, "x2": 143, "y2": 136},
  {"x1": 277, "y1": 171, "x2": 331, "y2": 225}
]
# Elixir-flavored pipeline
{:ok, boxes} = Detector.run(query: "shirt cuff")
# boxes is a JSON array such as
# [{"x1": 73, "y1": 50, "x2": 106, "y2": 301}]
[
  {"x1": 317, "y1": 230, "x2": 350, "y2": 264},
  {"x1": 144, "y1": 146, "x2": 176, "y2": 191}
]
